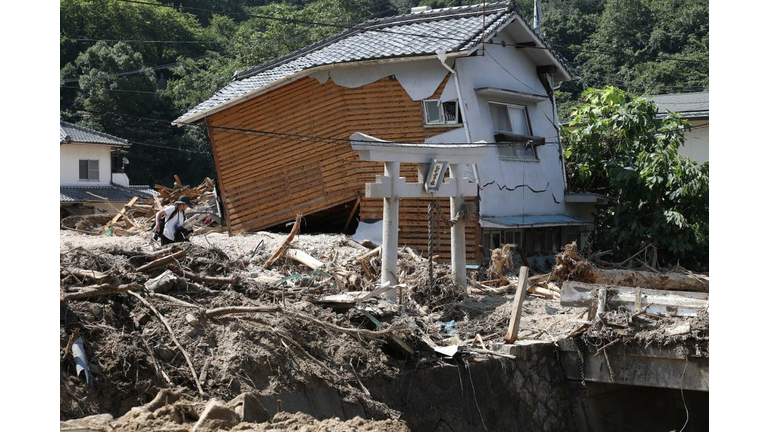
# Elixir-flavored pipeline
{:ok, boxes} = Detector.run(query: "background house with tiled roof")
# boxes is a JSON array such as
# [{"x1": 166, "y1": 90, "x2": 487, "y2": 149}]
[
  {"x1": 174, "y1": 2, "x2": 589, "y2": 265},
  {"x1": 60, "y1": 119, "x2": 155, "y2": 217},
  {"x1": 648, "y1": 92, "x2": 709, "y2": 163}
]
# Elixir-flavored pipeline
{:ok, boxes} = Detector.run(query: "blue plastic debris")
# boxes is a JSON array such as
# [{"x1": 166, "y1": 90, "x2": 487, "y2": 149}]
[{"x1": 436, "y1": 320, "x2": 458, "y2": 336}]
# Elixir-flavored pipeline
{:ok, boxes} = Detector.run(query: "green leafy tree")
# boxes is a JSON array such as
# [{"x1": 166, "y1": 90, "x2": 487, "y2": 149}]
[
  {"x1": 60, "y1": 0, "x2": 208, "y2": 68},
  {"x1": 61, "y1": 41, "x2": 213, "y2": 186},
  {"x1": 562, "y1": 86, "x2": 708, "y2": 270},
  {"x1": 576, "y1": 0, "x2": 708, "y2": 95}
]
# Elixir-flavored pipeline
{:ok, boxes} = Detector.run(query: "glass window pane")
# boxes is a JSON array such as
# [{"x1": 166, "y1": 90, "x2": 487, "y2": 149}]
[
  {"x1": 443, "y1": 101, "x2": 457, "y2": 123},
  {"x1": 423, "y1": 100, "x2": 442, "y2": 124},
  {"x1": 508, "y1": 107, "x2": 530, "y2": 135},
  {"x1": 498, "y1": 143, "x2": 535, "y2": 159},
  {"x1": 490, "y1": 104, "x2": 512, "y2": 132},
  {"x1": 88, "y1": 160, "x2": 99, "y2": 180},
  {"x1": 79, "y1": 160, "x2": 88, "y2": 180}
]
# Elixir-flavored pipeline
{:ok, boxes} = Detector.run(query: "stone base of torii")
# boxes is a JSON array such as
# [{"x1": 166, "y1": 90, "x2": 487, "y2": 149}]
[{"x1": 349, "y1": 132, "x2": 489, "y2": 298}]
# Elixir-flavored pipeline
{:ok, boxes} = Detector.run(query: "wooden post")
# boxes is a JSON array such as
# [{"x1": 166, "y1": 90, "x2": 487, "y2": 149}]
[
  {"x1": 343, "y1": 195, "x2": 362, "y2": 233},
  {"x1": 504, "y1": 266, "x2": 529, "y2": 344}
]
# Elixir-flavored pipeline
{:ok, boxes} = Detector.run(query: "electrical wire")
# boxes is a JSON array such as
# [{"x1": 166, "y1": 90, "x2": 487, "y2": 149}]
[
  {"x1": 62, "y1": 106, "x2": 564, "y2": 148},
  {"x1": 116, "y1": 0, "x2": 471, "y2": 43},
  {"x1": 61, "y1": 54, "x2": 216, "y2": 84}
]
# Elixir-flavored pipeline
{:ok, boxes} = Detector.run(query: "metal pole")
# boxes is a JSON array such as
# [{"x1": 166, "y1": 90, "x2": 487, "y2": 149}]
[
  {"x1": 449, "y1": 164, "x2": 467, "y2": 291},
  {"x1": 381, "y1": 161, "x2": 400, "y2": 299}
]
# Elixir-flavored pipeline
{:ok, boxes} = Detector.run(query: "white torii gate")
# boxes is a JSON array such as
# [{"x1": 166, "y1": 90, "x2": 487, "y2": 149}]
[{"x1": 349, "y1": 132, "x2": 488, "y2": 295}]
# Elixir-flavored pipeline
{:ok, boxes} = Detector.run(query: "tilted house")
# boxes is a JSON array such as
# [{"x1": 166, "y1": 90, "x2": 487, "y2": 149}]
[
  {"x1": 60, "y1": 119, "x2": 154, "y2": 217},
  {"x1": 174, "y1": 2, "x2": 591, "y2": 264}
]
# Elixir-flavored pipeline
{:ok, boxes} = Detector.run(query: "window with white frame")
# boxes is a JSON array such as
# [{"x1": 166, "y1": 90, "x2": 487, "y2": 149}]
[
  {"x1": 489, "y1": 102, "x2": 537, "y2": 160},
  {"x1": 422, "y1": 100, "x2": 461, "y2": 125},
  {"x1": 79, "y1": 160, "x2": 99, "y2": 181}
]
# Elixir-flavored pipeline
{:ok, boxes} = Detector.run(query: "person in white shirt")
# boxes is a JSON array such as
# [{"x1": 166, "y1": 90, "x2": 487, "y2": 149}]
[{"x1": 153, "y1": 195, "x2": 194, "y2": 245}]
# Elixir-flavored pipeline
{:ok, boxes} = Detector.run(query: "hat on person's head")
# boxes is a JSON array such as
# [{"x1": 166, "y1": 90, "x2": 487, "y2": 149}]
[{"x1": 175, "y1": 195, "x2": 194, "y2": 208}]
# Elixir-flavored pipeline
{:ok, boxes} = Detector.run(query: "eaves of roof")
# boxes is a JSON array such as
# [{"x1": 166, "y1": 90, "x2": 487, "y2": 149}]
[{"x1": 60, "y1": 120, "x2": 131, "y2": 147}]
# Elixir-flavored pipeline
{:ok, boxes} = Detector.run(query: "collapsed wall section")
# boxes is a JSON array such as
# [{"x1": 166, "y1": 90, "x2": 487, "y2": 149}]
[{"x1": 206, "y1": 68, "x2": 481, "y2": 263}]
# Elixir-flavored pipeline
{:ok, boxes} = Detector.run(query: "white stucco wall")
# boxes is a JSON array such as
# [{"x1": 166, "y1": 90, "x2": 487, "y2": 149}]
[
  {"x1": 60, "y1": 144, "x2": 112, "y2": 186},
  {"x1": 325, "y1": 36, "x2": 568, "y2": 220},
  {"x1": 680, "y1": 120, "x2": 708, "y2": 163},
  {"x1": 455, "y1": 40, "x2": 566, "y2": 217}
]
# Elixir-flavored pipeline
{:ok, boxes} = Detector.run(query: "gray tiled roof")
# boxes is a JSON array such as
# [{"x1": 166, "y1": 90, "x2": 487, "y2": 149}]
[
  {"x1": 648, "y1": 92, "x2": 709, "y2": 119},
  {"x1": 60, "y1": 120, "x2": 130, "y2": 147},
  {"x1": 60, "y1": 185, "x2": 156, "y2": 203},
  {"x1": 175, "y1": 2, "x2": 570, "y2": 124}
]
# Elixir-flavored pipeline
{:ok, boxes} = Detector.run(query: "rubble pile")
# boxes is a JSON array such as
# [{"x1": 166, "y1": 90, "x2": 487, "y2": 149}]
[
  {"x1": 61, "y1": 228, "x2": 580, "y2": 429},
  {"x1": 60, "y1": 225, "x2": 709, "y2": 429},
  {"x1": 60, "y1": 177, "x2": 224, "y2": 237},
  {"x1": 555, "y1": 242, "x2": 709, "y2": 357}
]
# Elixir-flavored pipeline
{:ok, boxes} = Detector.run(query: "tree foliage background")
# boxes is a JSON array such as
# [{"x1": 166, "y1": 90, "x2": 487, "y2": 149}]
[{"x1": 61, "y1": 0, "x2": 708, "y2": 185}]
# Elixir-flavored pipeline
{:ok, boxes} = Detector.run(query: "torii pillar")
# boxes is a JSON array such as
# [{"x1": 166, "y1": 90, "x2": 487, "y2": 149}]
[{"x1": 350, "y1": 132, "x2": 488, "y2": 295}]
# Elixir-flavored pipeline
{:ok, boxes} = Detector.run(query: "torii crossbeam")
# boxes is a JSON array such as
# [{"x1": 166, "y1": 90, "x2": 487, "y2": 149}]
[{"x1": 349, "y1": 132, "x2": 488, "y2": 296}]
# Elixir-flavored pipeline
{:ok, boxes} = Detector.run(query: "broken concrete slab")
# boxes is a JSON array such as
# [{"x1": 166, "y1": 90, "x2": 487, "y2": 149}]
[{"x1": 558, "y1": 337, "x2": 709, "y2": 391}]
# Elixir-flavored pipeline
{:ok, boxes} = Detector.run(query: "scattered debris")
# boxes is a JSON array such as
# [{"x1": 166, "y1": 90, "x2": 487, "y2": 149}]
[
  {"x1": 59, "y1": 228, "x2": 708, "y2": 427},
  {"x1": 555, "y1": 244, "x2": 709, "y2": 359},
  {"x1": 60, "y1": 176, "x2": 225, "y2": 237}
]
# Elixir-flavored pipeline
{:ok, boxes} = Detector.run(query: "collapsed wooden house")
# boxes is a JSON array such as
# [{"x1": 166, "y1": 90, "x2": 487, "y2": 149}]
[{"x1": 174, "y1": 2, "x2": 592, "y2": 264}]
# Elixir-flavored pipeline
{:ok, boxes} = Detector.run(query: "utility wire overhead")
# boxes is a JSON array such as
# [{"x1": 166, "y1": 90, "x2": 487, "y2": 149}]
[
  {"x1": 63, "y1": 106, "x2": 563, "y2": 148},
  {"x1": 116, "y1": 0, "x2": 468, "y2": 43}
]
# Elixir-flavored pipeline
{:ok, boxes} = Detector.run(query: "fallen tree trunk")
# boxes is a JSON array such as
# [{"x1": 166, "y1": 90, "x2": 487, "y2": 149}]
[
  {"x1": 554, "y1": 243, "x2": 708, "y2": 292},
  {"x1": 63, "y1": 283, "x2": 142, "y2": 301},
  {"x1": 560, "y1": 281, "x2": 708, "y2": 317},
  {"x1": 168, "y1": 265, "x2": 238, "y2": 286},
  {"x1": 136, "y1": 250, "x2": 188, "y2": 273},
  {"x1": 66, "y1": 268, "x2": 112, "y2": 283}
]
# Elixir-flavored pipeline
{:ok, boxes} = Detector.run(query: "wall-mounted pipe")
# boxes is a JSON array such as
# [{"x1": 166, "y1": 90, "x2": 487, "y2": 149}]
[{"x1": 436, "y1": 50, "x2": 472, "y2": 146}]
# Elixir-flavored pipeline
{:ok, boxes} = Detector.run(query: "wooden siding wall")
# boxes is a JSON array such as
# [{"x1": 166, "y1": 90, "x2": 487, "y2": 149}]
[{"x1": 207, "y1": 74, "x2": 482, "y2": 263}]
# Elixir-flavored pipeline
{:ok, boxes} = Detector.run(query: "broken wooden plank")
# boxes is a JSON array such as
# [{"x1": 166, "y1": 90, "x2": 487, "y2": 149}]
[
  {"x1": 284, "y1": 248, "x2": 323, "y2": 270},
  {"x1": 263, "y1": 214, "x2": 302, "y2": 269},
  {"x1": 356, "y1": 246, "x2": 381, "y2": 263},
  {"x1": 560, "y1": 281, "x2": 709, "y2": 317},
  {"x1": 504, "y1": 266, "x2": 529, "y2": 344},
  {"x1": 343, "y1": 195, "x2": 362, "y2": 232},
  {"x1": 107, "y1": 196, "x2": 139, "y2": 228}
]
